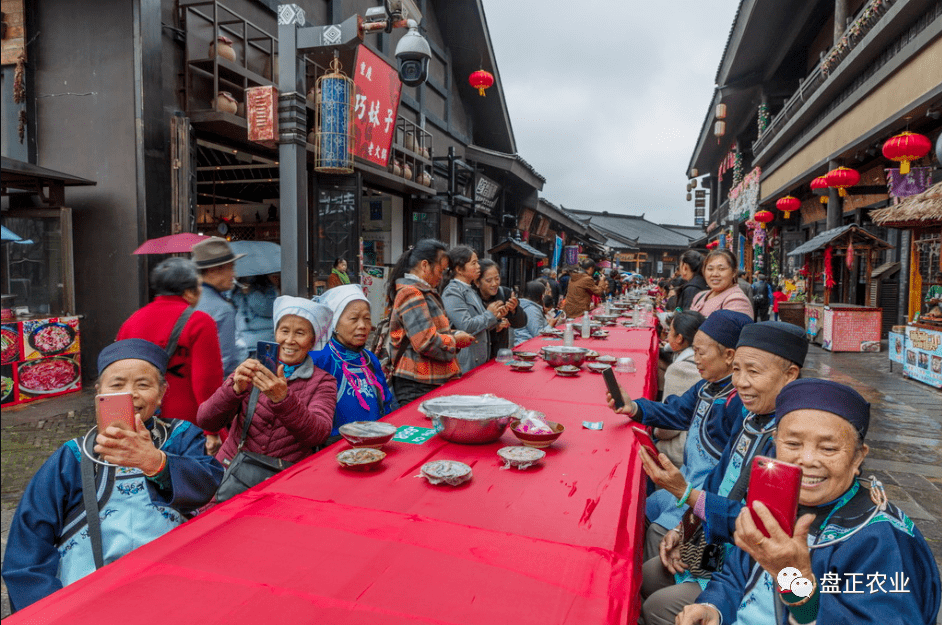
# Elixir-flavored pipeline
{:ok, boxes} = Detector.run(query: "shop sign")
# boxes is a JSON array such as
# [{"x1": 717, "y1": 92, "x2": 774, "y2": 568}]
[
  {"x1": 353, "y1": 46, "x2": 402, "y2": 167},
  {"x1": 246, "y1": 86, "x2": 278, "y2": 147},
  {"x1": 902, "y1": 326, "x2": 942, "y2": 388},
  {"x1": 474, "y1": 174, "x2": 501, "y2": 214}
]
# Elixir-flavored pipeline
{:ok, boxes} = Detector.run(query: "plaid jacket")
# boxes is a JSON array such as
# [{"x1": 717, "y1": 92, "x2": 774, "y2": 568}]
[{"x1": 389, "y1": 274, "x2": 460, "y2": 385}]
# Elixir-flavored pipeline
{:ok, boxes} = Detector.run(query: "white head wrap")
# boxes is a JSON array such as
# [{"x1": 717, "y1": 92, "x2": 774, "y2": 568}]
[
  {"x1": 272, "y1": 295, "x2": 333, "y2": 351},
  {"x1": 316, "y1": 284, "x2": 370, "y2": 336}
]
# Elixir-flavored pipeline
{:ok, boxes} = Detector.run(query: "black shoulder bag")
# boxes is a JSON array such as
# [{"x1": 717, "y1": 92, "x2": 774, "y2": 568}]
[{"x1": 214, "y1": 387, "x2": 294, "y2": 502}]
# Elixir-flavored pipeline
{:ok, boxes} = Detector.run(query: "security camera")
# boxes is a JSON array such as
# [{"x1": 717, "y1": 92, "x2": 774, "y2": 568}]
[{"x1": 395, "y1": 19, "x2": 430, "y2": 87}]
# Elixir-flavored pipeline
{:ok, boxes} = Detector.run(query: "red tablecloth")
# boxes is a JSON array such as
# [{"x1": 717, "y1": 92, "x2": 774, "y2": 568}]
[{"x1": 9, "y1": 323, "x2": 658, "y2": 625}]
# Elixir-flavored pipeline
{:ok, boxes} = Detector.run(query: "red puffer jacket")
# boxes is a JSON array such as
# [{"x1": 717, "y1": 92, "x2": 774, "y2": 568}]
[{"x1": 196, "y1": 357, "x2": 337, "y2": 464}]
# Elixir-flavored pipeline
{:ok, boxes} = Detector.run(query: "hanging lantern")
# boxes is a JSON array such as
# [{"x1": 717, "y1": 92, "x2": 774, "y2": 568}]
[
  {"x1": 882, "y1": 131, "x2": 931, "y2": 175},
  {"x1": 314, "y1": 57, "x2": 354, "y2": 174},
  {"x1": 468, "y1": 69, "x2": 494, "y2": 97},
  {"x1": 686, "y1": 193, "x2": 692, "y2": 201},
  {"x1": 754, "y1": 210, "x2": 774, "y2": 229},
  {"x1": 706, "y1": 240, "x2": 719, "y2": 250},
  {"x1": 690, "y1": 168, "x2": 699, "y2": 177},
  {"x1": 691, "y1": 179, "x2": 698, "y2": 189},
  {"x1": 715, "y1": 103, "x2": 727, "y2": 119},
  {"x1": 810, "y1": 175, "x2": 830, "y2": 204},
  {"x1": 825, "y1": 166, "x2": 860, "y2": 197},
  {"x1": 775, "y1": 196, "x2": 801, "y2": 219},
  {"x1": 714, "y1": 120, "x2": 726, "y2": 137}
]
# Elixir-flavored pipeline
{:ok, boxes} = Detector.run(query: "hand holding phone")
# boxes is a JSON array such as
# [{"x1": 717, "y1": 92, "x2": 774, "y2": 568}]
[
  {"x1": 630, "y1": 425, "x2": 664, "y2": 469},
  {"x1": 257, "y1": 340, "x2": 280, "y2": 373},
  {"x1": 96, "y1": 392, "x2": 135, "y2": 433},
  {"x1": 602, "y1": 367, "x2": 625, "y2": 410},
  {"x1": 746, "y1": 456, "x2": 802, "y2": 537}
]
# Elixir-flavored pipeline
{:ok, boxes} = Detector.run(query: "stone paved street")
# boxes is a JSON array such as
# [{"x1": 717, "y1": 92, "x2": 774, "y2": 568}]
[{"x1": 1, "y1": 345, "x2": 940, "y2": 621}]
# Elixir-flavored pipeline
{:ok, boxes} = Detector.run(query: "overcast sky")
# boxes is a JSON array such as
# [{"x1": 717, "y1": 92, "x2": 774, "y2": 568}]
[{"x1": 483, "y1": 0, "x2": 741, "y2": 226}]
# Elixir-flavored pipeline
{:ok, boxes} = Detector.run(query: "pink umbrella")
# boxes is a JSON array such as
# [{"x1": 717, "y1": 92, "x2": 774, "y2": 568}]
[{"x1": 132, "y1": 233, "x2": 208, "y2": 255}]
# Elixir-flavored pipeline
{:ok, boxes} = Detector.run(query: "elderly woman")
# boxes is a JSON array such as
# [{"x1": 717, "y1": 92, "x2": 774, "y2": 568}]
[
  {"x1": 327, "y1": 257, "x2": 350, "y2": 290},
  {"x1": 475, "y1": 259, "x2": 526, "y2": 358},
  {"x1": 117, "y1": 257, "x2": 225, "y2": 453},
  {"x1": 634, "y1": 321, "x2": 807, "y2": 625},
  {"x1": 387, "y1": 240, "x2": 475, "y2": 406},
  {"x1": 442, "y1": 246, "x2": 507, "y2": 373},
  {"x1": 691, "y1": 250, "x2": 754, "y2": 319},
  {"x1": 609, "y1": 310, "x2": 752, "y2": 561},
  {"x1": 2, "y1": 339, "x2": 223, "y2": 612},
  {"x1": 197, "y1": 296, "x2": 337, "y2": 465},
  {"x1": 679, "y1": 379, "x2": 941, "y2": 625},
  {"x1": 311, "y1": 284, "x2": 398, "y2": 437}
]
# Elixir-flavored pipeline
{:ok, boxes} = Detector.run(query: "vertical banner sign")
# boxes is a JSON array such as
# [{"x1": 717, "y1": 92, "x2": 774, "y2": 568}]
[
  {"x1": 353, "y1": 46, "x2": 403, "y2": 167},
  {"x1": 552, "y1": 236, "x2": 563, "y2": 270},
  {"x1": 246, "y1": 86, "x2": 278, "y2": 148},
  {"x1": 564, "y1": 245, "x2": 579, "y2": 266}
]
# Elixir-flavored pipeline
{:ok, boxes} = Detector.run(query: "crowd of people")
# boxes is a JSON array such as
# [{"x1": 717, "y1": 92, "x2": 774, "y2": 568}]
[{"x1": 3, "y1": 236, "x2": 939, "y2": 623}]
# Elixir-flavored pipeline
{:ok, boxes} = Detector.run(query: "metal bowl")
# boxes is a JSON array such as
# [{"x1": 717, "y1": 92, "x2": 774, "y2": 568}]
[
  {"x1": 421, "y1": 395, "x2": 521, "y2": 444},
  {"x1": 594, "y1": 314, "x2": 619, "y2": 324},
  {"x1": 541, "y1": 345, "x2": 588, "y2": 367}
]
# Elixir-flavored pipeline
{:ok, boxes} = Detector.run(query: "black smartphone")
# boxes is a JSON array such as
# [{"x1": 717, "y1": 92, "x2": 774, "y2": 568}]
[
  {"x1": 602, "y1": 366, "x2": 625, "y2": 410},
  {"x1": 257, "y1": 340, "x2": 279, "y2": 373}
]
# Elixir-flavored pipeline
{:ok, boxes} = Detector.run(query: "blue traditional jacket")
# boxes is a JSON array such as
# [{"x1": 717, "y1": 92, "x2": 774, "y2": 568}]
[
  {"x1": 1, "y1": 418, "x2": 223, "y2": 613},
  {"x1": 698, "y1": 481, "x2": 941, "y2": 625},
  {"x1": 635, "y1": 376, "x2": 742, "y2": 530}
]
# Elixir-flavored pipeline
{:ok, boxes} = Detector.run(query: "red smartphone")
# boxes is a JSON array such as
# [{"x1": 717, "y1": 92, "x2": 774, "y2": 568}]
[
  {"x1": 96, "y1": 392, "x2": 135, "y2": 432},
  {"x1": 630, "y1": 425, "x2": 664, "y2": 468},
  {"x1": 746, "y1": 456, "x2": 802, "y2": 537}
]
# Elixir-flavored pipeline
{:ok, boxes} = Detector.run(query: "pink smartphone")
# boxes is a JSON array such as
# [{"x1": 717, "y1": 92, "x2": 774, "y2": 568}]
[
  {"x1": 96, "y1": 392, "x2": 135, "y2": 432},
  {"x1": 630, "y1": 425, "x2": 664, "y2": 468},
  {"x1": 746, "y1": 456, "x2": 802, "y2": 537}
]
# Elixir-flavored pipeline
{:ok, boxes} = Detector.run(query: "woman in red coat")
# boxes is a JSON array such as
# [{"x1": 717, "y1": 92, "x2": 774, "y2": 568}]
[
  {"x1": 117, "y1": 258, "x2": 225, "y2": 454},
  {"x1": 196, "y1": 296, "x2": 337, "y2": 465}
]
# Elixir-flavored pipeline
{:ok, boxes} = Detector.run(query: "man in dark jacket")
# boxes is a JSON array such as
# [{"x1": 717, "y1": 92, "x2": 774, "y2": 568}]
[{"x1": 751, "y1": 274, "x2": 772, "y2": 321}]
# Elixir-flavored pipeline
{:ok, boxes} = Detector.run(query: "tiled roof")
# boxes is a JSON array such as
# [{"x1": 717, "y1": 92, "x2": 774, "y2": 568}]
[{"x1": 567, "y1": 210, "x2": 696, "y2": 248}]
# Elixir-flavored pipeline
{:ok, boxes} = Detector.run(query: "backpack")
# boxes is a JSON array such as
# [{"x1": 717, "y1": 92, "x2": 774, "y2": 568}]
[{"x1": 752, "y1": 283, "x2": 769, "y2": 308}]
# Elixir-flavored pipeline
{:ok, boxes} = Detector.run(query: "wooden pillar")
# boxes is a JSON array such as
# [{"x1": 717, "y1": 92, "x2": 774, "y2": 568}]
[{"x1": 834, "y1": 0, "x2": 849, "y2": 43}]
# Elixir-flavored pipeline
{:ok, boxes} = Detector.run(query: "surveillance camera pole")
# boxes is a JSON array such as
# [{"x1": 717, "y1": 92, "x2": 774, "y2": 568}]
[{"x1": 276, "y1": 3, "x2": 412, "y2": 296}]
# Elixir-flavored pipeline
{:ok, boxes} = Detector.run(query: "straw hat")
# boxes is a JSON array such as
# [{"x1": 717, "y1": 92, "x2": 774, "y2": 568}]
[{"x1": 191, "y1": 236, "x2": 245, "y2": 269}]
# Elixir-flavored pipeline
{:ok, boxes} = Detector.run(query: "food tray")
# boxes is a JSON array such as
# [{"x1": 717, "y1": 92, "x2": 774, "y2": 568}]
[
  {"x1": 420, "y1": 460, "x2": 472, "y2": 485},
  {"x1": 497, "y1": 446, "x2": 545, "y2": 470}
]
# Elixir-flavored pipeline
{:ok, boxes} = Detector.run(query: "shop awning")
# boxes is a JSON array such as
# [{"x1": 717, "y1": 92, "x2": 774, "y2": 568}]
[
  {"x1": 465, "y1": 145, "x2": 545, "y2": 191},
  {"x1": 787, "y1": 224, "x2": 891, "y2": 256},
  {"x1": 870, "y1": 181, "x2": 942, "y2": 228},
  {"x1": 488, "y1": 238, "x2": 547, "y2": 259},
  {"x1": 1, "y1": 156, "x2": 96, "y2": 193}
]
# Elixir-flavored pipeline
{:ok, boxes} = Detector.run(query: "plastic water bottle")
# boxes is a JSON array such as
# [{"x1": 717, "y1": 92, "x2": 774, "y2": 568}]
[
  {"x1": 581, "y1": 314, "x2": 591, "y2": 339},
  {"x1": 563, "y1": 323, "x2": 574, "y2": 346}
]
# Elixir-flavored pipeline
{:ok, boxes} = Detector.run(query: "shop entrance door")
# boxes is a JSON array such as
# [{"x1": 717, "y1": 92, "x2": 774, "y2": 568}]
[{"x1": 316, "y1": 178, "x2": 360, "y2": 284}]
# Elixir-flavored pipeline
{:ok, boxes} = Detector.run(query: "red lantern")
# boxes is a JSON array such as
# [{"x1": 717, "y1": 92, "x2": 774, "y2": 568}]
[
  {"x1": 468, "y1": 69, "x2": 494, "y2": 97},
  {"x1": 706, "y1": 240, "x2": 719, "y2": 250},
  {"x1": 754, "y1": 210, "x2": 774, "y2": 229},
  {"x1": 775, "y1": 196, "x2": 800, "y2": 219},
  {"x1": 882, "y1": 131, "x2": 931, "y2": 175},
  {"x1": 810, "y1": 175, "x2": 830, "y2": 204},
  {"x1": 825, "y1": 166, "x2": 860, "y2": 198}
]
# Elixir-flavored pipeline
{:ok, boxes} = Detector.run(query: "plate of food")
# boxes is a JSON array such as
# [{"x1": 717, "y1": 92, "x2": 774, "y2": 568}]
[
  {"x1": 27, "y1": 322, "x2": 77, "y2": 356},
  {"x1": 596, "y1": 355, "x2": 617, "y2": 365},
  {"x1": 18, "y1": 356, "x2": 80, "y2": 395},
  {"x1": 554, "y1": 365, "x2": 580, "y2": 377},
  {"x1": 583, "y1": 349, "x2": 600, "y2": 361},
  {"x1": 336, "y1": 447, "x2": 386, "y2": 471},
  {"x1": 420, "y1": 460, "x2": 473, "y2": 486},
  {"x1": 591, "y1": 330, "x2": 609, "y2": 339},
  {"x1": 508, "y1": 360, "x2": 535, "y2": 371},
  {"x1": 512, "y1": 350, "x2": 539, "y2": 361},
  {"x1": 1, "y1": 327, "x2": 19, "y2": 364},
  {"x1": 586, "y1": 361, "x2": 612, "y2": 373},
  {"x1": 497, "y1": 446, "x2": 545, "y2": 470}
]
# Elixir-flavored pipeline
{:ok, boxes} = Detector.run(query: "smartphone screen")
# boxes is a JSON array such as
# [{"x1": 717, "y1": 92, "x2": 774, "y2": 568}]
[
  {"x1": 602, "y1": 366, "x2": 625, "y2": 410},
  {"x1": 96, "y1": 392, "x2": 135, "y2": 432},
  {"x1": 257, "y1": 340, "x2": 280, "y2": 373},
  {"x1": 630, "y1": 425, "x2": 664, "y2": 468},
  {"x1": 746, "y1": 456, "x2": 802, "y2": 537}
]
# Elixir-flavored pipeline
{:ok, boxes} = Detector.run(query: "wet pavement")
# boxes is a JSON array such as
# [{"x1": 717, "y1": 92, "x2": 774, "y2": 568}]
[{"x1": 1, "y1": 344, "x2": 940, "y2": 620}]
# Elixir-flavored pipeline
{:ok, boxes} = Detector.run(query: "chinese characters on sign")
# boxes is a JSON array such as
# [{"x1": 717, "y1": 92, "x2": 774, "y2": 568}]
[
  {"x1": 473, "y1": 174, "x2": 501, "y2": 214},
  {"x1": 352, "y1": 46, "x2": 402, "y2": 167},
  {"x1": 246, "y1": 86, "x2": 278, "y2": 148},
  {"x1": 393, "y1": 425, "x2": 436, "y2": 444}
]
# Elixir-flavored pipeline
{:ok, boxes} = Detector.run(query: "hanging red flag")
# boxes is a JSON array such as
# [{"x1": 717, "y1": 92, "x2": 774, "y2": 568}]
[{"x1": 846, "y1": 240, "x2": 854, "y2": 271}]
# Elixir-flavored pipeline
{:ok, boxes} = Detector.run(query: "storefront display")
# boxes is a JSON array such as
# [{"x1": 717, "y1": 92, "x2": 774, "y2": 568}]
[{"x1": 1, "y1": 316, "x2": 82, "y2": 406}]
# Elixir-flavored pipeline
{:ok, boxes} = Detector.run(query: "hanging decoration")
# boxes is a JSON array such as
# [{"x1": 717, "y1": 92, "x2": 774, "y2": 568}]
[
  {"x1": 314, "y1": 57, "x2": 355, "y2": 174},
  {"x1": 468, "y1": 69, "x2": 494, "y2": 97},
  {"x1": 757, "y1": 103, "x2": 770, "y2": 134},
  {"x1": 775, "y1": 195, "x2": 801, "y2": 219},
  {"x1": 706, "y1": 240, "x2": 719, "y2": 250},
  {"x1": 823, "y1": 245, "x2": 836, "y2": 291},
  {"x1": 799, "y1": 261, "x2": 810, "y2": 278},
  {"x1": 846, "y1": 240, "x2": 855, "y2": 271},
  {"x1": 825, "y1": 166, "x2": 860, "y2": 197},
  {"x1": 732, "y1": 151, "x2": 744, "y2": 187},
  {"x1": 810, "y1": 175, "x2": 830, "y2": 204},
  {"x1": 821, "y1": 0, "x2": 891, "y2": 76},
  {"x1": 754, "y1": 210, "x2": 774, "y2": 229},
  {"x1": 882, "y1": 131, "x2": 931, "y2": 175},
  {"x1": 768, "y1": 228, "x2": 781, "y2": 282},
  {"x1": 886, "y1": 167, "x2": 933, "y2": 198}
]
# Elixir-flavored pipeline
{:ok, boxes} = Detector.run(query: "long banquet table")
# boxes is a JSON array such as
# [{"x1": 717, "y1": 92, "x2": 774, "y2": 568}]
[{"x1": 9, "y1": 319, "x2": 659, "y2": 625}]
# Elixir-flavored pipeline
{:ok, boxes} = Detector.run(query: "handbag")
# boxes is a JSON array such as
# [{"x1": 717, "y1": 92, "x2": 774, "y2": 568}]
[
  {"x1": 677, "y1": 430, "x2": 773, "y2": 577},
  {"x1": 214, "y1": 387, "x2": 293, "y2": 502}
]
